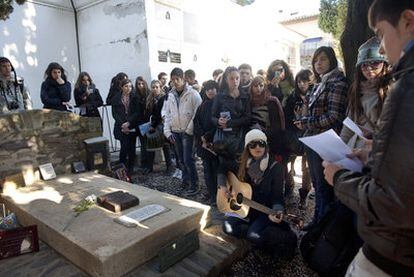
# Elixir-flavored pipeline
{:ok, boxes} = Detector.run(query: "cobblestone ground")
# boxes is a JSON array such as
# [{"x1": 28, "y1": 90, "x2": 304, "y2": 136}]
[{"x1": 130, "y1": 154, "x2": 317, "y2": 277}]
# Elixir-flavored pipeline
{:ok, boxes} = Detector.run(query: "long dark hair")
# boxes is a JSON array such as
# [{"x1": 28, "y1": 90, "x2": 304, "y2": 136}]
[
  {"x1": 294, "y1": 69, "x2": 314, "y2": 95},
  {"x1": 110, "y1": 72, "x2": 128, "y2": 90},
  {"x1": 75, "y1": 72, "x2": 94, "y2": 89},
  {"x1": 348, "y1": 63, "x2": 390, "y2": 120},
  {"x1": 249, "y1": 75, "x2": 270, "y2": 107},
  {"x1": 266, "y1": 60, "x2": 295, "y2": 88},
  {"x1": 135, "y1": 76, "x2": 149, "y2": 99},
  {"x1": 219, "y1": 66, "x2": 239, "y2": 92},
  {"x1": 44, "y1": 62, "x2": 67, "y2": 81},
  {"x1": 237, "y1": 145, "x2": 269, "y2": 182},
  {"x1": 312, "y1": 46, "x2": 338, "y2": 82}
]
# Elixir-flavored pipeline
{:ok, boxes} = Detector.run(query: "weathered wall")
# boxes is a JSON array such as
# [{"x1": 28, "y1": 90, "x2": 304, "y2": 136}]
[
  {"x1": 1, "y1": 1, "x2": 79, "y2": 109},
  {"x1": 0, "y1": 110, "x2": 102, "y2": 178},
  {"x1": 77, "y1": 0, "x2": 150, "y2": 96}
]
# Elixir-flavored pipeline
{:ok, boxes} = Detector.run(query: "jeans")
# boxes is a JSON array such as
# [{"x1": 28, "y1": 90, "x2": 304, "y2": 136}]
[
  {"x1": 202, "y1": 157, "x2": 218, "y2": 201},
  {"x1": 119, "y1": 133, "x2": 137, "y2": 173},
  {"x1": 137, "y1": 132, "x2": 148, "y2": 168},
  {"x1": 173, "y1": 132, "x2": 198, "y2": 186},
  {"x1": 306, "y1": 146, "x2": 334, "y2": 222},
  {"x1": 222, "y1": 214, "x2": 270, "y2": 247}
]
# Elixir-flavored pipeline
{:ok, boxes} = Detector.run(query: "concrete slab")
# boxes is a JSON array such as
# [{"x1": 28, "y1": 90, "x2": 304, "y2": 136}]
[{"x1": 0, "y1": 173, "x2": 209, "y2": 277}]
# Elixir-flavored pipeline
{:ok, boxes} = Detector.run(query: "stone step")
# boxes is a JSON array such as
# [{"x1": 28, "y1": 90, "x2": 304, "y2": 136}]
[{"x1": 0, "y1": 225, "x2": 249, "y2": 277}]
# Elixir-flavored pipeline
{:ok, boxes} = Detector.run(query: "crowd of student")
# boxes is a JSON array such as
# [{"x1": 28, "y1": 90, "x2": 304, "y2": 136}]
[{"x1": 0, "y1": 0, "x2": 413, "y2": 275}]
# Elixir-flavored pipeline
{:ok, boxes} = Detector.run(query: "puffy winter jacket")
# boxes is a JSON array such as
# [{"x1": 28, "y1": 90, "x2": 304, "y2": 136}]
[{"x1": 163, "y1": 85, "x2": 202, "y2": 138}]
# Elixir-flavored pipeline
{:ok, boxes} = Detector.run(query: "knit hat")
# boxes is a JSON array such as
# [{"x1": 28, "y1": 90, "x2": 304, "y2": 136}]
[
  {"x1": 356, "y1": 37, "x2": 386, "y2": 67},
  {"x1": 244, "y1": 129, "x2": 267, "y2": 147}
]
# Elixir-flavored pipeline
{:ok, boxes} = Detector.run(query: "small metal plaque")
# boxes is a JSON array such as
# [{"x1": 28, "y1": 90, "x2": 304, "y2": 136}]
[
  {"x1": 157, "y1": 229, "x2": 199, "y2": 272},
  {"x1": 0, "y1": 225, "x2": 39, "y2": 260},
  {"x1": 94, "y1": 153, "x2": 104, "y2": 166},
  {"x1": 39, "y1": 163, "x2": 56, "y2": 180}
]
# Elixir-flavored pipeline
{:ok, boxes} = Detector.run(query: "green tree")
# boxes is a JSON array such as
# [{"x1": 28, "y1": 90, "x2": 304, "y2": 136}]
[
  {"x1": 340, "y1": 0, "x2": 374, "y2": 80},
  {"x1": 318, "y1": 0, "x2": 348, "y2": 40},
  {"x1": 0, "y1": 0, "x2": 26, "y2": 20}
]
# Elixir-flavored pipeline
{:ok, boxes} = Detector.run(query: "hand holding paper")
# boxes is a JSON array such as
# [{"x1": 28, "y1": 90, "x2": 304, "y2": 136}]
[{"x1": 299, "y1": 129, "x2": 363, "y2": 172}]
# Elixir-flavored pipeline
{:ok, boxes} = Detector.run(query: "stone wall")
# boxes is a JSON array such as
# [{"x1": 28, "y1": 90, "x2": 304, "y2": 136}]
[{"x1": 0, "y1": 109, "x2": 102, "y2": 178}]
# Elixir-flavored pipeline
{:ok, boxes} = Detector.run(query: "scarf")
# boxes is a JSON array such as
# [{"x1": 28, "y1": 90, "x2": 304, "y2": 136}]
[
  {"x1": 309, "y1": 68, "x2": 341, "y2": 107},
  {"x1": 246, "y1": 152, "x2": 269, "y2": 184},
  {"x1": 121, "y1": 92, "x2": 130, "y2": 115}
]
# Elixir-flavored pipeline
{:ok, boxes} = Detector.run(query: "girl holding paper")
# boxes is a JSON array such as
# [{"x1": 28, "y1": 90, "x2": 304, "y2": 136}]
[
  {"x1": 341, "y1": 37, "x2": 390, "y2": 149},
  {"x1": 294, "y1": 47, "x2": 349, "y2": 230}
]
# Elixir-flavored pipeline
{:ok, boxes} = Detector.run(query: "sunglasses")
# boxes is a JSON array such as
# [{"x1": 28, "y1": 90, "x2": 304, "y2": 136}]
[
  {"x1": 361, "y1": 61, "x2": 383, "y2": 70},
  {"x1": 248, "y1": 140, "x2": 266, "y2": 149}
]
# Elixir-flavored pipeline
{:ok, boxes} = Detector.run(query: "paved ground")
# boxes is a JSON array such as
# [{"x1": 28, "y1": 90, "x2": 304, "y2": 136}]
[{"x1": 131, "y1": 154, "x2": 318, "y2": 277}]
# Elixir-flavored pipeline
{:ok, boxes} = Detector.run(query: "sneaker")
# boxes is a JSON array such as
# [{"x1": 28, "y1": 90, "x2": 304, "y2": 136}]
[
  {"x1": 184, "y1": 185, "x2": 199, "y2": 196},
  {"x1": 172, "y1": 169, "x2": 182, "y2": 179}
]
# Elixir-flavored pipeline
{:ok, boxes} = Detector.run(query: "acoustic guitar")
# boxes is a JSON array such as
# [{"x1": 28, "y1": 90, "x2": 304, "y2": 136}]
[{"x1": 217, "y1": 171, "x2": 304, "y2": 228}]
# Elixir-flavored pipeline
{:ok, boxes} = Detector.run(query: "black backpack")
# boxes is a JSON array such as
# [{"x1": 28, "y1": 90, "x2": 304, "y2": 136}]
[{"x1": 300, "y1": 202, "x2": 362, "y2": 276}]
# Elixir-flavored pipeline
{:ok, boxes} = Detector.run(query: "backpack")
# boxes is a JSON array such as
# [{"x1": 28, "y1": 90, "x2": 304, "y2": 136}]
[{"x1": 300, "y1": 202, "x2": 362, "y2": 276}]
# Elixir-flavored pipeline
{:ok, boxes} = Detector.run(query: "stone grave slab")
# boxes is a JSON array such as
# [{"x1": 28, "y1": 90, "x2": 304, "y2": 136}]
[{"x1": 0, "y1": 173, "x2": 209, "y2": 277}]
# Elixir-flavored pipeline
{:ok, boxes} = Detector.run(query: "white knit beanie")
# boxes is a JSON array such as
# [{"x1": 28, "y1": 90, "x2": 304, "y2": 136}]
[{"x1": 244, "y1": 129, "x2": 267, "y2": 147}]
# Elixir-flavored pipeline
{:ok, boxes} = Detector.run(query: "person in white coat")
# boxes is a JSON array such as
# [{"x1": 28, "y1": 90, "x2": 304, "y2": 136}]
[{"x1": 163, "y1": 67, "x2": 202, "y2": 195}]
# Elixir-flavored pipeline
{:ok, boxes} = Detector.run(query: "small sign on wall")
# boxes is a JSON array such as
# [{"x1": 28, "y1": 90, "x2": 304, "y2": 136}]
[{"x1": 38, "y1": 163, "x2": 56, "y2": 180}]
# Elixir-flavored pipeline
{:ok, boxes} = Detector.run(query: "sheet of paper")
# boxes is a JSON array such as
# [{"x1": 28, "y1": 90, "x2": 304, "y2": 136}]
[
  {"x1": 343, "y1": 117, "x2": 365, "y2": 139},
  {"x1": 299, "y1": 129, "x2": 363, "y2": 172}
]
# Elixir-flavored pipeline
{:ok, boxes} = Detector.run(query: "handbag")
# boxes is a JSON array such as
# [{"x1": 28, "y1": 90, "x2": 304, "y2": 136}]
[{"x1": 212, "y1": 129, "x2": 243, "y2": 156}]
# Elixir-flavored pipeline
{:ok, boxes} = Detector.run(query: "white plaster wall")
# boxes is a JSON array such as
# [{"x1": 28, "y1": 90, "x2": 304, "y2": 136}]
[
  {"x1": 77, "y1": 0, "x2": 150, "y2": 99},
  {"x1": 1, "y1": 2, "x2": 79, "y2": 109}
]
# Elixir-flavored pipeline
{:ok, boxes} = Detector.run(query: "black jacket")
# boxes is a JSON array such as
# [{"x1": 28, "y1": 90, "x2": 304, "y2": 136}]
[
  {"x1": 136, "y1": 91, "x2": 148, "y2": 127},
  {"x1": 211, "y1": 89, "x2": 251, "y2": 134},
  {"x1": 333, "y1": 45, "x2": 414, "y2": 272},
  {"x1": 194, "y1": 98, "x2": 216, "y2": 159},
  {"x1": 41, "y1": 78, "x2": 71, "y2": 111},
  {"x1": 146, "y1": 94, "x2": 165, "y2": 129},
  {"x1": 74, "y1": 84, "x2": 103, "y2": 117},
  {"x1": 111, "y1": 92, "x2": 140, "y2": 140},
  {"x1": 245, "y1": 158, "x2": 284, "y2": 218},
  {"x1": 284, "y1": 88, "x2": 311, "y2": 131},
  {"x1": 251, "y1": 97, "x2": 286, "y2": 158}
]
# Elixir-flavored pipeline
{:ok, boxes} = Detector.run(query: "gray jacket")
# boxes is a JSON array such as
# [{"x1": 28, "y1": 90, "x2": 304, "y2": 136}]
[
  {"x1": 0, "y1": 75, "x2": 32, "y2": 114},
  {"x1": 333, "y1": 46, "x2": 414, "y2": 269}
]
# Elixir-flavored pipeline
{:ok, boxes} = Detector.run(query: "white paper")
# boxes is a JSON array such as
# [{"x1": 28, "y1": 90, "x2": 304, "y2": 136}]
[
  {"x1": 299, "y1": 129, "x2": 363, "y2": 172},
  {"x1": 343, "y1": 117, "x2": 365, "y2": 139},
  {"x1": 116, "y1": 204, "x2": 168, "y2": 227}
]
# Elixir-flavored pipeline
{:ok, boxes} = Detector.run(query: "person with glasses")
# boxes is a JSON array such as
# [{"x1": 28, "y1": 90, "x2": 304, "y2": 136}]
[
  {"x1": 74, "y1": 72, "x2": 103, "y2": 118},
  {"x1": 341, "y1": 37, "x2": 390, "y2": 149},
  {"x1": 220, "y1": 129, "x2": 297, "y2": 259}
]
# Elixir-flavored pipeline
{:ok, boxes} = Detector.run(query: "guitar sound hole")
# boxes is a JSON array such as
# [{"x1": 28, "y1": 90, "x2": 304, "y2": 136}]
[{"x1": 229, "y1": 199, "x2": 241, "y2": 211}]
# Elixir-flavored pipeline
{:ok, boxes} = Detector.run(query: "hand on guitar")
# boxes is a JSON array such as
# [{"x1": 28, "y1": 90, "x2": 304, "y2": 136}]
[
  {"x1": 269, "y1": 211, "x2": 283, "y2": 224},
  {"x1": 218, "y1": 185, "x2": 233, "y2": 199}
]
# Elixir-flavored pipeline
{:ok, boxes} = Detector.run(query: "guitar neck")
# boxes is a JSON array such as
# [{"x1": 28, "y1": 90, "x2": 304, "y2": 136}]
[{"x1": 241, "y1": 197, "x2": 274, "y2": 215}]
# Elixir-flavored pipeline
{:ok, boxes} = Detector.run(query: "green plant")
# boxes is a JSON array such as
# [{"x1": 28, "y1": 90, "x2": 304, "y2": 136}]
[{"x1": 319, "y1": 0, "x2": 347, "y2": 40}]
